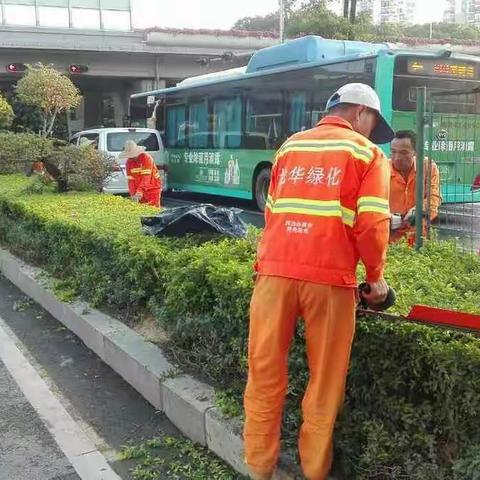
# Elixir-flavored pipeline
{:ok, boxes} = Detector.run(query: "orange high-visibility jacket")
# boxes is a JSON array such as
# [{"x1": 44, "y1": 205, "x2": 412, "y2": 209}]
[
  {"x1": 126, "y1": 152, "x2": 161, "y2": 198},
  {"x1": 256, "y1": 116, "x2": 391, "y2": 287},
  {"x1": 389, "y1": 159, "x2": 441, "y2": 220}
]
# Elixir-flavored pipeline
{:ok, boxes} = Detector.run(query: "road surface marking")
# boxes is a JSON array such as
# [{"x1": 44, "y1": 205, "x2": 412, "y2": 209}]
[{"x1": 0, "y1": 315, "x2": 122, "y2": 480}]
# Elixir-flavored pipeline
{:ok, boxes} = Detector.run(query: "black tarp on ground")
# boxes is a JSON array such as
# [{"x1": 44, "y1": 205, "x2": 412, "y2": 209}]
[{"x1": 141, "y1": 204, "x2": 248, "y2": 239}]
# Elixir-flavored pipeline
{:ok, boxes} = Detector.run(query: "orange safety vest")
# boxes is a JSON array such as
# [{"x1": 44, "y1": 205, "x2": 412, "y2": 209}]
[
  {"x1": 126, "y1": 152, "x2": 161, "y2": 198},
  {"x1": 256, "y1": 116, "x2": 391, "y2": 287},
  {"x1": 389, "y1": 159, "x2": 441, "y2": 244},
  {"x1": 389, "y1": 159, "x2": 441, "y2": 218}
]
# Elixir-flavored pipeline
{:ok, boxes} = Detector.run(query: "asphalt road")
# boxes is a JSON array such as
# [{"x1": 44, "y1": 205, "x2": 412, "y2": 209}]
[
  {"x1": 436, "y1": 202, "x2": 480, "y2": 251},
  {"x1": 0, "y1": 358, "x2": 81, "y2": 480},
  {"x1": 0, "y1": 273, "x2": 184, "y2": 480}
]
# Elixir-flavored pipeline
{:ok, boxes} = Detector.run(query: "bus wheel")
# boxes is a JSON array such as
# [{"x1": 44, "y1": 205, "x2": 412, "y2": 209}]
[{"x1": 254, "y1": 167, "x2": 271, "y2": 212}]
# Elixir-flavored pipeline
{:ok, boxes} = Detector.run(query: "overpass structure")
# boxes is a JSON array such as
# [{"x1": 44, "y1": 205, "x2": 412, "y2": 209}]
[
  {"x1": 1, "y1": 24, "x2": 480, "y2": 135},
  {"x1": 0, "y1": 25, "x2": 277, "y2": 134}
]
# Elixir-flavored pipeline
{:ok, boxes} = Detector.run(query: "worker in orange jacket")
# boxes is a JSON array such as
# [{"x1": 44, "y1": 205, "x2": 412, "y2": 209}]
[
  {"x1": 244, "y1": 83, "x2": 394, "y2": 480},
  {"x1": 389, "y1": 130, "x2": 442, "y2": 245},
  {"x1": 120, "y1": 140, "x2": 162, "y2": 207}
]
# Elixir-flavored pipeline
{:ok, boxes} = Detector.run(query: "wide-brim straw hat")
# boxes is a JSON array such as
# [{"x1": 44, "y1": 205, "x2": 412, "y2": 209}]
[
  {"x1": 79, "y1": 137, "x2": 94, "y2": 146},
  {"x1": 119, "y1": 140, "x2": 145, "y2": 159}
]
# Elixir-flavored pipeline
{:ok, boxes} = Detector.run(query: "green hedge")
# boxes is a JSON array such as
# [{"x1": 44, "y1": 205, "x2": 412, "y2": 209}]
[
  {"x1": 0, "y1": 132, "x2": 54, "y2": 174},
  {"x1": 1, "y1": 174, "x2": 480, "y2": 479}
]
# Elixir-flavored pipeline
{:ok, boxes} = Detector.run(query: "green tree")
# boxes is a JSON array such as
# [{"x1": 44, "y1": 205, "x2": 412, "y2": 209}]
[
  {"x1": 404, "y1": 22, "x2": 480, "y2": 41},
  {"x1": 234, "y1": 0, "x2": 326, "y2": 33},
  {"x1": 15, "y1": 64, "x2": 81, "y2": 138},
  {"x1": 287, "y1": 2, "x2": 351, "y2": 39},
  {"x1": 234, "y1": 13, "x2": 278, "y2": 32},
  {"x1": 0, "y1": 95, "x2": 14, "y2": 130},
  {"x1": 8, "y1": 94, "x2": 43, "y2": 134},
  {"x1": 233, "y1": 1, "x2": 480, "y2": 43}
]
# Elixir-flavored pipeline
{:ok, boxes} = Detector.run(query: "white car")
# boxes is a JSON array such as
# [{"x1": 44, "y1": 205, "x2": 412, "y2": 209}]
[{"x1": 70, "y1": 127, "x2": 167, "y2": 194}]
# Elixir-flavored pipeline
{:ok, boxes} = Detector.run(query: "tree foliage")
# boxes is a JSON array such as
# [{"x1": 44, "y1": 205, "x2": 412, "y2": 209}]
[
  {"x1": 0, "y1": 95, "x2": 14, "y2": 130},
  {"x1": 233, "y1": 0, "x2": 480, "y2": 43},
  {"x1": 234, "y1": 13, "x2": 278, "y2": 32},
  {"x1": 233, "y1": 0, "x2": 308, "y2": 33},
  {"x1": 15, "y1": 64, "x2": 81, "y2": 138},
  {"x1": 0, "y1": 132, "x2": 54, "y2": 174},
  {"x1": 8, "y1": 94, "x2": 43, "y2": 134}
]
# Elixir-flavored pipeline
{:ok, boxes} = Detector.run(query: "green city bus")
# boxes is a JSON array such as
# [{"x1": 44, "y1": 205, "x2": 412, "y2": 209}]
[{"x1": 130, "y1": 36, "x2": 480, "y2": 210}]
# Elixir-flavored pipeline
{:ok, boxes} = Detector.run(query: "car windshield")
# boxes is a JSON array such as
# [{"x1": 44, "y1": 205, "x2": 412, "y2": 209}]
[{"x1": 107, "y1": 132, "x2": 160, "y2": 152}]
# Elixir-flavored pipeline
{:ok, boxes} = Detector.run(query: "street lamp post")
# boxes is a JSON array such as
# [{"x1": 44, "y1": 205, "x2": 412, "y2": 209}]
[
  {"x1": 350, "y1": 0, "x2": 357, "y2": 23},
  {"x1": 279, "y1": 0, "x2": 285, "y2": 43}
]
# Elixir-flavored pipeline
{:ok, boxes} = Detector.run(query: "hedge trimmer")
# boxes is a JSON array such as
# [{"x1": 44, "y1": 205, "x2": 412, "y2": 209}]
[{"x1": 357, "y1": 284, "x2": 480, "y2": 334}]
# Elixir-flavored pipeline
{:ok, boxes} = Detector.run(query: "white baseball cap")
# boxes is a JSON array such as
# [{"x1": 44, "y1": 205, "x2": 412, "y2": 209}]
[{"x1": 325, "y1": 83, "x2": 394, "y2": 145}]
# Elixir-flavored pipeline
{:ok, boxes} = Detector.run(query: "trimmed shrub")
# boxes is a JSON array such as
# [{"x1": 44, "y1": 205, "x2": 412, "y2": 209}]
[
  {"x1": 0, "y1": 175, "x2": 479, "y2": 479},
  {"x1": 46, "y1": 144, "x2": 116, "y2": 192},
  {"x1": 0, "y1": 132, "x2": 54, "y2": 174},
  {"x1": 0, "y1": 133, "x2": 115, "y2": 192}
]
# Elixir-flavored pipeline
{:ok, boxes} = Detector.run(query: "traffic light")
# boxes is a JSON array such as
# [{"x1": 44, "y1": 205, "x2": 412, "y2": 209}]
[
  {"x1": 69, "y1": 64, "x2": 88, "y2": 74},
  {"x1": 6, "y1": 63, "x2": 27, "y2": 73}
]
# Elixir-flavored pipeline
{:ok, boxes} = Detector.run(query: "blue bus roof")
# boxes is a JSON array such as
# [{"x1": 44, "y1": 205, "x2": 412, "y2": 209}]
[
  {"x1": 130, "y1": 36, "x2": 480, "y2": 99},
  {"x1": 246, "y1": 35, "x2": 387, "y2": 73}
]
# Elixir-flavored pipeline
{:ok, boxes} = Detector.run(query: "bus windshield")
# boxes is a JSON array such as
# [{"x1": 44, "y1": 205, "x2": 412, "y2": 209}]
[{"x1": 393, "y1": 56, "x2": 480, "y2": 114}]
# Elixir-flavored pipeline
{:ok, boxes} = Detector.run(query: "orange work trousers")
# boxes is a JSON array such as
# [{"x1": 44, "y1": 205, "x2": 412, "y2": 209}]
[
  {"x1": 140, "y1": 189, "x2": 161, "y2": 208},
  {"x1": 244, "y1": 275, "x2": 356, "y2": 480}
]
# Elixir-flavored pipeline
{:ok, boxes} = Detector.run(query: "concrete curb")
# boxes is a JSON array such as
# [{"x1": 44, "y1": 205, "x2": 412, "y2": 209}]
[{"x1": 0, "y1": 248, "x2": 296, "y2": 479}]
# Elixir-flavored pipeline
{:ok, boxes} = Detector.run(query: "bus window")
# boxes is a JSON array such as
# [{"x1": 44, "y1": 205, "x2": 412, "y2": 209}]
[
  {"x1": 288, "y1": 92, "x2": 308, "y2": 135},
  {"x1": 188, "y1": 100, "x2": 209, "y2": 148},
  {"x1": 166, "y1": 104, "x2": 186, "y2": 148},
  {"x1": 129, "y1": 96, "x2": 148, "y2": 128},
  {"x1": 213, "y1": 97, "x2": 242, "y2": 149},
  {"x1": 310, "y1": 58, "x2": 377, "y2": 126},
  {"x1": 246, "y1": 92, "x2": 284, "y2": 150}
]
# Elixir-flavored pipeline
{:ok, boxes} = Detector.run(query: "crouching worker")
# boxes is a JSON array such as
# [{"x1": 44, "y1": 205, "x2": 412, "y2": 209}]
[
  {"x1": 389, "y1": 130, "x2": 441, "y2": 245},
  {"x1": 120, "y1": 140, "x2": 162, "y2": 207},
  {"x1": 244, "y1": 84, "x2": 393, "y2": 480}
]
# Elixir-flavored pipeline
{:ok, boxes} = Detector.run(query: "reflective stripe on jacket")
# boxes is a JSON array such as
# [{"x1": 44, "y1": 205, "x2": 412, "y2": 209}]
[
  {"x1": 255, "y1": 116, "x2": 391, "y2": 287},
  {"x1": 126, "y1": 152, "x2": 161, "y2": 197}
]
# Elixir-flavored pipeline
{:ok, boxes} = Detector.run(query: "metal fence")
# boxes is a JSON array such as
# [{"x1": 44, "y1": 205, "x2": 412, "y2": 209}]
[{"x1": 416, "y1": 87, "x2": 480, "y2": 254}]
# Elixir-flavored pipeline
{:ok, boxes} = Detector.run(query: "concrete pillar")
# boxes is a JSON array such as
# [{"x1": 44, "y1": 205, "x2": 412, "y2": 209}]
[
  {"x1": 68, "y1": 97, "x2": 85, "y2": 135},
  {"x1": 112, "y1": 90, "x2": 126, "y2": 128},
  {"x1": 155, "y1": 79, "x2": 166, "y2": 90},
  {"x1": 84, "y1": 91, "x2": 103, "y2": 129}
]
